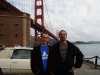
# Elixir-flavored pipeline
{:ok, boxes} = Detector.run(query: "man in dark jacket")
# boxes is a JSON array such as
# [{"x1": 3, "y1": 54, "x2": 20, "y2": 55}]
[
  {"x1": 31, "y1": 33, "x2": 55, "y2": 75},
  {"x1": 52, "y1": 30, "x2": 84, "y2": 75}
]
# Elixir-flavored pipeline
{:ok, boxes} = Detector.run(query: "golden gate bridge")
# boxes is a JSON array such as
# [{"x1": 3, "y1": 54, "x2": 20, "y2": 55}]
[{"x1": 5, "y1": 0, "x2": 58, "y2": 40}]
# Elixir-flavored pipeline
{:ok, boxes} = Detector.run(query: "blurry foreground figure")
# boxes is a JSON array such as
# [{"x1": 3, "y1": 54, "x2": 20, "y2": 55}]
[{"x1": 0, "y1": 68, "x2": 3, "y2": 75}]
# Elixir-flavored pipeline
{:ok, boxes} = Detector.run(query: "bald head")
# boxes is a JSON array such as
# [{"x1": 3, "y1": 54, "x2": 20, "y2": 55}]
[{"x1": 59, "y1": 30, "x2": 67, "y2": 41}]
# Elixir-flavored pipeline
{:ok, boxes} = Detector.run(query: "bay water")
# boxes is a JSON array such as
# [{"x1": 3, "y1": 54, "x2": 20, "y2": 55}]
[{"x1": 75, "y1": 43, "x2": 100, "y2": 65}]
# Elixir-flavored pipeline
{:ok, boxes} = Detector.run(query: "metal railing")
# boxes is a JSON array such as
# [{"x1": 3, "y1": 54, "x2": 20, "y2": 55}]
[{"x1": 84, "y1": 56, "x2": 100, "y2": 69}]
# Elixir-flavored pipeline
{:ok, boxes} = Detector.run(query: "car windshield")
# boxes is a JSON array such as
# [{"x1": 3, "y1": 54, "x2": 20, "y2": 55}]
[{"x1": 11, "y1": 49, "x2": 32, "y2": 59}]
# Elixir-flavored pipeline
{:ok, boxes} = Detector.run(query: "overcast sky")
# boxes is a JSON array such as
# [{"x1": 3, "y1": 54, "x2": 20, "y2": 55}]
[{"x1": 7, "y1": 0, "x2": 100, "y2": 41}]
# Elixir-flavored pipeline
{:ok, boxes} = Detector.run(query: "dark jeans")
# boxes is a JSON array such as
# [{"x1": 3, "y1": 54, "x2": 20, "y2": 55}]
[
  {"x1": 55, "y1": 64, "x2": 74, "y2": 75},
  {"x1": 36, "y1": 71, "x2": 52, "y2": 75}
]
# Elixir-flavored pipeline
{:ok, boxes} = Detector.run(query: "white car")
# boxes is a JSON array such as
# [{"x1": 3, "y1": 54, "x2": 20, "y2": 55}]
[{"x1": 0, "y1": 47, "x2": 33, "y2": 75}]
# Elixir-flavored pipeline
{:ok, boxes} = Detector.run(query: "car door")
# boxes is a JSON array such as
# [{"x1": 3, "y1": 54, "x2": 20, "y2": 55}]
[{"x1": 10, "y1": 49, "x2": 32, "y2": 74}]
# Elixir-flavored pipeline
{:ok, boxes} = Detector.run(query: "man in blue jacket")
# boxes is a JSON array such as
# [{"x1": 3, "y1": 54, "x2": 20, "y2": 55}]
[{"x1": 31, "y1": 33, "x2": 55, "y2": 75}]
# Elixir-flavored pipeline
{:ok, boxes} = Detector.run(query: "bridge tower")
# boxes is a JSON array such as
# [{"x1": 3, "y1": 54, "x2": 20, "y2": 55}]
[{"x1": 35, "y1": 0, "x2": 44, "y2": 37}]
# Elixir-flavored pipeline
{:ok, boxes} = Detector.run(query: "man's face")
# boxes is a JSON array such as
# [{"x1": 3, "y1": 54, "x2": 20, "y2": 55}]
[
  {"x1": 59, "y1": 31, "x2": 67, "y2": 41},
  {"x1": 40, "y1": 34, "x2": 49, "y2": 44}
]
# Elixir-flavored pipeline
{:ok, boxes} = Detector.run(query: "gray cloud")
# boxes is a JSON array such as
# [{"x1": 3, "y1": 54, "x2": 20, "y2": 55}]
[{"x1": 7, "y1": 0, "x2": 100, "y2": 41}]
